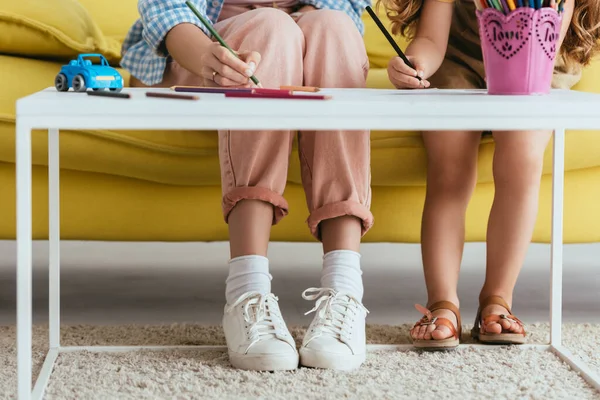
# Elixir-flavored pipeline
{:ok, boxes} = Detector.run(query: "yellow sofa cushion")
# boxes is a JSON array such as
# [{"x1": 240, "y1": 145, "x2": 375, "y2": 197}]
[
  {"x1": 0, "y1": 0, "x2": 122, "y2": 63},
  {"x1": 76, "y1": 0, "x2": 139, "y2": 44}
]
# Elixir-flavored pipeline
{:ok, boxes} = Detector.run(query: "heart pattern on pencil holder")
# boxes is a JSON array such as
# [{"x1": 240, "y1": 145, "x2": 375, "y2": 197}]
[
  {"x1": 481, "y1": 8, "x2": 532, "y2": 60},
  {"x1": 535, "y1": 9, "x2": 562, "y2": 61}
]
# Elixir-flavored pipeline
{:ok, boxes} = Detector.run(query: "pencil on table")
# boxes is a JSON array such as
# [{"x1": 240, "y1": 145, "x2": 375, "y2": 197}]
[
  {"x1": 86, "y1": 91, "x2": 130, "y2": 99},
  {"x1": 280, "y1": 85, "x2": 320, "y2": 92},
  {"x1": 146, "y1": 92, "x2": 199, "y2": 100}
]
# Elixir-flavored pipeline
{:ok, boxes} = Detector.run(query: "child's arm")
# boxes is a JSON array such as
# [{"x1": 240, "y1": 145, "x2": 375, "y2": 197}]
[
  {"x1": 139, "y1": 0, "x2": 259, "y2": 86},
  {"x1": 386, "y1": 0, "x2": 453, "y2": 89}
]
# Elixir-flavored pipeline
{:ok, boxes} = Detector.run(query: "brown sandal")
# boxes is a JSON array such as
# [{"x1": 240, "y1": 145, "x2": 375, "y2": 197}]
[
  {"x1": 471, "y1": 295, "x2": 527, "y2": 344},
  {"x1": 411, "y1": 301, "x2": 461, "y2": 350}
]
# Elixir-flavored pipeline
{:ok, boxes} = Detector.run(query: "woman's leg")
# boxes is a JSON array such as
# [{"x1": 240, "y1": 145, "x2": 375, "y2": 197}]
[
  {"x1": 215, "y1": 6, "x2": 303, "y2": 265},
  {"x1": 412, "y1": 131, "x2": 481, "y2": 341},
  {"x1": 479, "y1": 131, "x2": 551, "y2": 334},
  {"x1": 214, "y1": 8, "x2": 306, "y2": 371},
  {"x1": 294, "y1": 10, "x2": 372, "y2": 370}
]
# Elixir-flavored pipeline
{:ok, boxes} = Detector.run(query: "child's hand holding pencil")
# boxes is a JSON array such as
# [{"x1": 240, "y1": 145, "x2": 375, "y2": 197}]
[{"x1": 388, "y1": 56, "x2": 431, "y2": 89}]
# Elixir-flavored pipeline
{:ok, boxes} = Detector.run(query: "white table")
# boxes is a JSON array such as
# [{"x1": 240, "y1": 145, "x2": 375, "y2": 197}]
[{"x1": 15, "y1": 87, "x2": 600, "y2": 399}]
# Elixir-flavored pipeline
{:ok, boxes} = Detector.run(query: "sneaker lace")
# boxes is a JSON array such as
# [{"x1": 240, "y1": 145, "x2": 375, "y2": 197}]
[
  {"x1": 302, "y1": 288, "x2": 369, "y2": 341},
  {"x1": 225, "y1": 292, "x2": 282, "y2": 348}
]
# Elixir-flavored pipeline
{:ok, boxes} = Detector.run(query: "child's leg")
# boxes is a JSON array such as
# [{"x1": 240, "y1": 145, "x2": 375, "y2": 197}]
[
  {"x1": 412, "y1": 132, "x2": 481, "y2": 341},
  {"x1": 295, "y1": 10, "x2": 372, "y2": 370},
  {"x1": 479, "y1": 130, "x2": 551, "y2": 334}
]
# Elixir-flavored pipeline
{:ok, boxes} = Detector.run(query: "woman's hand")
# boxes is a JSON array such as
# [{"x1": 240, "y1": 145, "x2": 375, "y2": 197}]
[
  {"x1": 199, "y1": 42, "x2": 262, "y2": 87},
  {"x1": 165, "y1": 23, "x2": 261, "y2": 87},
  {"x1": 387, "y1": 56, "x2": 431, "y2": 89}
]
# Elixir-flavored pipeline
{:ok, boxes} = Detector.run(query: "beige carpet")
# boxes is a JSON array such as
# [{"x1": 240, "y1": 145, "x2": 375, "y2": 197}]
[{"x1": 1, "y1": 323, "x2": 599, "y2": 399}]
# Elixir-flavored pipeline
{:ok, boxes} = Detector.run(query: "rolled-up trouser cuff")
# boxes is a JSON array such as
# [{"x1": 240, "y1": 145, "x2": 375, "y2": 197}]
[
  {"x1": 223, "y1": 186, "x2": 289, "y2": 225},
  {"x1": 307, "y1": 200, "x2": 374, "y2": 240}
]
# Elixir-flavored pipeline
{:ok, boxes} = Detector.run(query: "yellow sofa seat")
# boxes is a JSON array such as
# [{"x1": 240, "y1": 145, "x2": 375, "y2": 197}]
[{"x1": 1, "y1": 0, "x2": 600, "y2": 243}]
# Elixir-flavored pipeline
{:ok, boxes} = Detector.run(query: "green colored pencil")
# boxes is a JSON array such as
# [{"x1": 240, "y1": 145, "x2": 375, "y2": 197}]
[{"x1": 185, "y1": 1, "x2": 261, "y2": 87}]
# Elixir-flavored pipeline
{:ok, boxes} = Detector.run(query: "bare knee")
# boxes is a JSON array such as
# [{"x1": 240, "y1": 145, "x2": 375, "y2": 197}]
[
  {"x1": 493, "y1": 131, "x2": 550, "y2": 187},
  {"x1": 424, "y1": 133, "x2": 480, "y2": 199},
  {"x1": 427, "y1": 157, "x2": 478, "y2": 200}
]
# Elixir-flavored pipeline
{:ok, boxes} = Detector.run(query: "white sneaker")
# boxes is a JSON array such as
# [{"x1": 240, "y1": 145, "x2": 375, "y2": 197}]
[
  {"x1": 223, "y1": 291, "x2": 298, "y2": 371},
  {"x1": 299, "y1": 287, "x2": 369, "y2": 371}
]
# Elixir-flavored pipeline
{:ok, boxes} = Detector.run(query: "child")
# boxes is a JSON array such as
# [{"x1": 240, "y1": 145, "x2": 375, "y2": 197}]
[
  {"x1": 378, "y1": 0, "x2": 600, "y2": 348},
  {"x1": 121, "y1": 0, "x2": 372, "y2": 369}
]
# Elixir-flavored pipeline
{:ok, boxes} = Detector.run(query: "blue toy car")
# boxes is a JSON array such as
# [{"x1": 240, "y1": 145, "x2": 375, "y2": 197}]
[{"x1": 55, "y1": 53, "x2": 123, "y2": 93}]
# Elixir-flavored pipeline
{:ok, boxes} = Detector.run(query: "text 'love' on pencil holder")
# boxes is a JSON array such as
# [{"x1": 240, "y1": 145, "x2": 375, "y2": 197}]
[{"x1": 477, "y1": 7, "x2": 562, "y2": 95}]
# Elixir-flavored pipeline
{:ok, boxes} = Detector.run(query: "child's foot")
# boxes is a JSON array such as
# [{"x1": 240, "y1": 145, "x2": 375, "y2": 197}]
[
  {"x1": 299, "y1": 288, "x2": 369, "y2": 371},
  {"x1": 223, "y1": 291, "x2": 298, "y2": 371},
  {"x1": 410, "y1": 307, "x2": 458, "y2": 340},
  {"x1": 480, "y1": 303, "x2": 525, "y2": 335},
  {"x1": 471, "y1": 295, "x2": 526, "y2": 344},
  {"x1": 410, "y1": 301, "x2": 461, "y2": 349}
]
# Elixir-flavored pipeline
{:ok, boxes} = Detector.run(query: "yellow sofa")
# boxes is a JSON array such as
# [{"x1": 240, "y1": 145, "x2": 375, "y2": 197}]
[{"x1": 1, "y1": 0, "x2": 600, "y2": 243}]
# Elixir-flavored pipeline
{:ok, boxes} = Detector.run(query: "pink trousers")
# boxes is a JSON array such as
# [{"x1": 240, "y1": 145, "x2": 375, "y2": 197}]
[{"x1": 132, "y1": 7, "x2": 373, "y2": 239}]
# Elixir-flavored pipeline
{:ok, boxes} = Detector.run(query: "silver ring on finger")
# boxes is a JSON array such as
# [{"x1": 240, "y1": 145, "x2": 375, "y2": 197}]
[{"x1": 212, "y1": 70, "x2": 218, "y2": 81}]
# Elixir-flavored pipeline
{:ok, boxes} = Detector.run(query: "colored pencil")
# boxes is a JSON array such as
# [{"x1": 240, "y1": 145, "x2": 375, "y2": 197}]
[
  {"x1": 172, "y1": 86, "x2": 253, "y2": 94},
  {"x1": 499, "y1": 0, "x2": 510, "y2": 12},
  {"x1": 506, "y1": 0, "x2": 516, "y2": 10},
  {"x1": 516, "y1": 0, "x2": 523, "y2": 7},
  {"x1": 146, "y1": 92, "x2": 199, "y2": 100},
  {"x1": 253, "y1": 88, "x2": 293, "y2": 95},
  {"x1": 171, "y1": 86, "x2": 292, "y2": 95},
  {"x1": 185, "y1": 1, "x2": 262, "y2": 88},
  {"x1": 364, "y1": 5, "x2": 422, "y2": 81},
  {"x1": 558, "y1": 0, "x2": 565, "y2": 12},
  {"x1": 280, "y1": 85, "x2": 320, "y2": 92},
  {"x1": 225, "y1": 92, "x2": 331, "y2": 100},
  {"x1": 86, "y1": 90, "x2": 130, "y2": 99}
]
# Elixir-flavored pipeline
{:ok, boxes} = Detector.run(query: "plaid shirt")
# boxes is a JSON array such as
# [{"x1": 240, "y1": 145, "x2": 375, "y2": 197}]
[{"x1": 121, "y1": 0, "x2": 368, "y2": 85}]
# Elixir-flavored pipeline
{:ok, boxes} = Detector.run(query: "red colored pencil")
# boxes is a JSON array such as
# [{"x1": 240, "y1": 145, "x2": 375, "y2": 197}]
[
  {"x1": 252, "y1": 88, "x2": 293, "y2": 95},
  {"x1": 225, "y1": 92, "x2": 331, "y2": 100}
]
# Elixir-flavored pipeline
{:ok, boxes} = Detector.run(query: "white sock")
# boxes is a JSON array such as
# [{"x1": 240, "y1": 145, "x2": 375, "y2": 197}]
[
  {"x1": 321, "y1": 250, "x2": 364, "y2": 301},
  {"x1": 225, "y1": 255, "x2": 272, "y2": 304}
]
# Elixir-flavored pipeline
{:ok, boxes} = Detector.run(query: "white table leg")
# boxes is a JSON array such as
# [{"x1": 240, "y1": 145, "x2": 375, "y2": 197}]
[
  {"x1": 48, "y1": 129, "x2": 60, "y2": 349},
  {"x1": 17, "y1": 121, "x2": 33, "y2": 399},
  {"x1": 550, "y1": 129, "x2": 565, "y2": 346}
]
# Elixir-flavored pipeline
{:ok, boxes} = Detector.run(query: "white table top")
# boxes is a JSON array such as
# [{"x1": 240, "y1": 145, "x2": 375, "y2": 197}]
[{"x1": 16, "y1": 88, "x2": 600, "y2": 131}]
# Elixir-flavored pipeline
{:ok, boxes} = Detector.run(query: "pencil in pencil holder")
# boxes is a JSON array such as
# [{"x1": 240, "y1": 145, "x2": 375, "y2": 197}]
[{"x1": 477, "y1": 7, "x2": 562, "y2": 95}]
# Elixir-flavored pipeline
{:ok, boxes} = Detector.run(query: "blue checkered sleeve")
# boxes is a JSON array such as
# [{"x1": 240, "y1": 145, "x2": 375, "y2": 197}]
[
  {"x1": 121, "y1": 0, "x2": 216, "y2": 85},
  {"x1": 298, "y1": 0, "x2": 368, "y2": 34}
]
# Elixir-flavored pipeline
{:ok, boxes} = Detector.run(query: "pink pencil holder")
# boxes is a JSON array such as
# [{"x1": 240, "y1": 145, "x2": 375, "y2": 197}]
[{"x1": 477, "y1": 7, "x2": 562, "y2": 95}]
